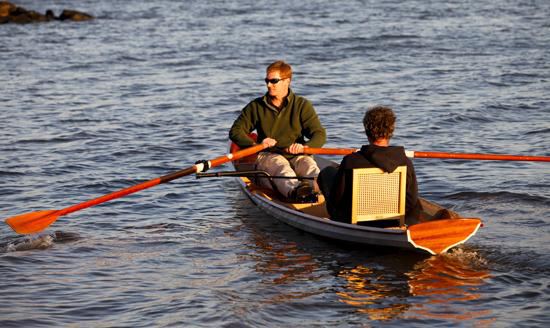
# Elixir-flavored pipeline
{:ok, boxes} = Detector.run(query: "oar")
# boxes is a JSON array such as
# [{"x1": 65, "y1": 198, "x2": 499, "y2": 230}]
[
  {"x1": 304, "y1": 148, "x2": 550, "y2": 162},
  {"x1": 4, "y1": 144, "x2": 267, "y2": 235}
]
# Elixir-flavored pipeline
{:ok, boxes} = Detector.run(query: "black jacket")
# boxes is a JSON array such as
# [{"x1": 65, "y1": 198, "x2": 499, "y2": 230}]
[{"x1": 326, "y1": 144, "x2": 420, "y2": 223}]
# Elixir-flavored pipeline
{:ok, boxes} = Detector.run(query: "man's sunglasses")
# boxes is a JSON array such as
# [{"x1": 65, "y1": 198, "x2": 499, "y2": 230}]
[{"x1": 264, "y1": 78, "x2": 287, "y2": 84}]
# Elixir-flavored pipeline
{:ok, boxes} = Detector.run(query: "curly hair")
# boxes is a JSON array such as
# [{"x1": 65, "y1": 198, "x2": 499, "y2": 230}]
[{"x1": 363, "y1": 106, "x2": 396, "y2": 141}]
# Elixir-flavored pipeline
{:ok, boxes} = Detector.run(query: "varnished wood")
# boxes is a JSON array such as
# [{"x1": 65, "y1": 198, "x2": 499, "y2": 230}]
[
  {"x1": 304, "y1": 147, "x2": 550, "y2": 162},
  {"x1": 407, "y1": 218, "x2": 482, "y2": 255}
]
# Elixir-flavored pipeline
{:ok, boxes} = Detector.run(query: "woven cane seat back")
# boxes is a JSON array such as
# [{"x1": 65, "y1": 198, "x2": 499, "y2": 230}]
[{"x1": 351, "y1": 166, "x2": 407, "y2": 226}]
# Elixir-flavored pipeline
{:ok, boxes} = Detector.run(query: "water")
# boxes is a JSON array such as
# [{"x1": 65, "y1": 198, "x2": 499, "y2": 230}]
[{"x1": 1, "y1": 0, "x2": 549, "y2": 326}]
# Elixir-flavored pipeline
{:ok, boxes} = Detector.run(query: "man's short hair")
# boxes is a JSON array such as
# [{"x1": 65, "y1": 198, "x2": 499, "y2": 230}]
[{"x1": 267, "y1": 60, "x2": 292, "y2": 79}]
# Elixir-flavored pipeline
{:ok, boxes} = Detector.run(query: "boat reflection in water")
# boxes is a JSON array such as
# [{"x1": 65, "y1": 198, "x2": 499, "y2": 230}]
[
  {"x1": 235, "y1": 198, "x2": 494, "y2": 324},
  {"x1": 336, "y1": 248, "x2": 495, "y2": 323},
  {"x1": 336, "y1": 264, "x2": 411, "y2": 320},
  {"x1": 251, "y1": 239, "x2": 319, "y2": 286}
]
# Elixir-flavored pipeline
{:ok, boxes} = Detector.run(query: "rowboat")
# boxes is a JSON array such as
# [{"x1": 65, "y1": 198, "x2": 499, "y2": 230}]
[
  {"x1": 228, "y1": 153, "x2": 481, "y2": 255},
  {"x1": 229, "y1": 157, "x2": 481, "y2": 255},
  {"x1": 220, "y1": 143, "x2": 482, "y2": 256}
]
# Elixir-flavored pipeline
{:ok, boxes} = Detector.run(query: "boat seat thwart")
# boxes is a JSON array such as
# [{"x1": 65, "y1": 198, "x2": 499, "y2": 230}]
[{"x1": 352, "y1": 166, "x2": 406, "y2": 227}]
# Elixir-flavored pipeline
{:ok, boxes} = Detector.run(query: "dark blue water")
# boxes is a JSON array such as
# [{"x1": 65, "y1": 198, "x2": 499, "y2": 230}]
[{"x1": 1, "y1": 0, "x2": 549, "y2": 326}]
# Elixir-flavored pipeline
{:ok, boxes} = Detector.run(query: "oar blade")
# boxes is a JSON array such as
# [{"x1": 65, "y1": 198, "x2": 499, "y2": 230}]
[
  {"x1": 5, "y1": 210, "x2": 59, "y2": 235},
  {"x1": 407, "y1": 218, "x2": 482, "y2": 254}
]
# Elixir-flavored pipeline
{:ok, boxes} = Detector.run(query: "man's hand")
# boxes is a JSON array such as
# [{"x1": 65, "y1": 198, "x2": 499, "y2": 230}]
[
  {"x1": 286, "y1": 143, "x2": 305, "y2": 154},
  {"x1": 262, "y1": 138, "x2": 277, "y2": 148}
]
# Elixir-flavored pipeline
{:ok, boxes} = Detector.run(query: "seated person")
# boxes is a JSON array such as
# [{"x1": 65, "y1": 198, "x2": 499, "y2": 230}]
[
  {"x1": 229, "y1": 60, "x2": 326, "y2": 202},
  {"x1": 318, "y1": 106, "x2": 421, "y2": 223}
]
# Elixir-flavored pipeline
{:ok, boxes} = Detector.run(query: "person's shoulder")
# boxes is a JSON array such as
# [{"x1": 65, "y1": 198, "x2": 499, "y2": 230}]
[
  {"x1": 387, "y1": 145, "x2": 405, "y2": 154},
  {"x1": 243, "y1": 96, "x2": 266, "y2": 109},
  {"x1": 387, "y1": 146, "x2": 415, "y2": 166},
  {"x1": 288, "y1": 90, "x2": 311, "y2": 103},
  {"x1": 250, "y1": 95, "x2": 265, "y2": 104},
  {"x1": 387, "y1": 145, "x2": 408, "y2": 158},
  {"x1": 340, "y1": 150, "x2": 366, "y2": 168},
  {"x1": 293, "y1": 96, "x2": 316, "y2": 114}
]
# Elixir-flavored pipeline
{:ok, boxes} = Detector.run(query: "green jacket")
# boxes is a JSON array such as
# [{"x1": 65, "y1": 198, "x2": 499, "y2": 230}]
[{"x1": 229, "y1": 89, "x2": 326, "y2": 157}]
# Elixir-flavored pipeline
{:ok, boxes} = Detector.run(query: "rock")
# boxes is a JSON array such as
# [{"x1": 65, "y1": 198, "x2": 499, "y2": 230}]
[
  {"x1": 0, "y1": 1, "x2": 16, "y2": 17},
  {"x1": 58, "y1": 9, "x2": 94, "y2": 22},
  {"x1": 0, "y1": 1, "x2": 93, "y2": 24}
]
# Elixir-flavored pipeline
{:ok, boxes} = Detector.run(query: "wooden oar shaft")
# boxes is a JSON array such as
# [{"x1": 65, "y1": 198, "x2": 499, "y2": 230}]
[
  {"x1": 55, "y1": 143, "x2": 267, "y2": 217},
  {"x1": 412, "y1": 151, "x2": 550, "y2": 162},
  {"x1": 304, "y1": 147, "x2": 550, "y2": 162},
  {"x1": 303, "y1": 147, "x2": 356, "y2": 155},
  {"x1": 56, "y1": 175, "x2": 178, "y2": 217}
]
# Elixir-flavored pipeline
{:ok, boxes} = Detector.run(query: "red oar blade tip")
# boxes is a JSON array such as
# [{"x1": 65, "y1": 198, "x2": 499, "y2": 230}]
[{"x1": 5, "y1": 210, "x2": 59, "y2": 235}]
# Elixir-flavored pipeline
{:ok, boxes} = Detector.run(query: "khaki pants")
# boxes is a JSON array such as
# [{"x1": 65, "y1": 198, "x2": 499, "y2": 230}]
[{"x1": 255, "y1": 152, "x2": 319, "y2": 197}]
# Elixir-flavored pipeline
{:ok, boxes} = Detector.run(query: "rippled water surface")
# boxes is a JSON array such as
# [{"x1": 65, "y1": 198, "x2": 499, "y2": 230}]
[{"x1": 1, "y1": 0, "x2": 549, "y2": 327}]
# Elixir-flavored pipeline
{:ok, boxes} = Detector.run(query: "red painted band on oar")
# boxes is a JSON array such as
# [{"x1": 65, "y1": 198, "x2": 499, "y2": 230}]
[
  {"x1": 5, "y1": 143, "x2": 267, "y2": 235},
  {"x1": 304, "y1": 148, "x2": 550, "y2": 162}
]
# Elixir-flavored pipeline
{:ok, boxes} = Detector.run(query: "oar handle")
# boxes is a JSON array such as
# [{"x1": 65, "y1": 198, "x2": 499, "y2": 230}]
[{"x1": 304, "y1": 147, "x2": 550, "y2": 162}]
